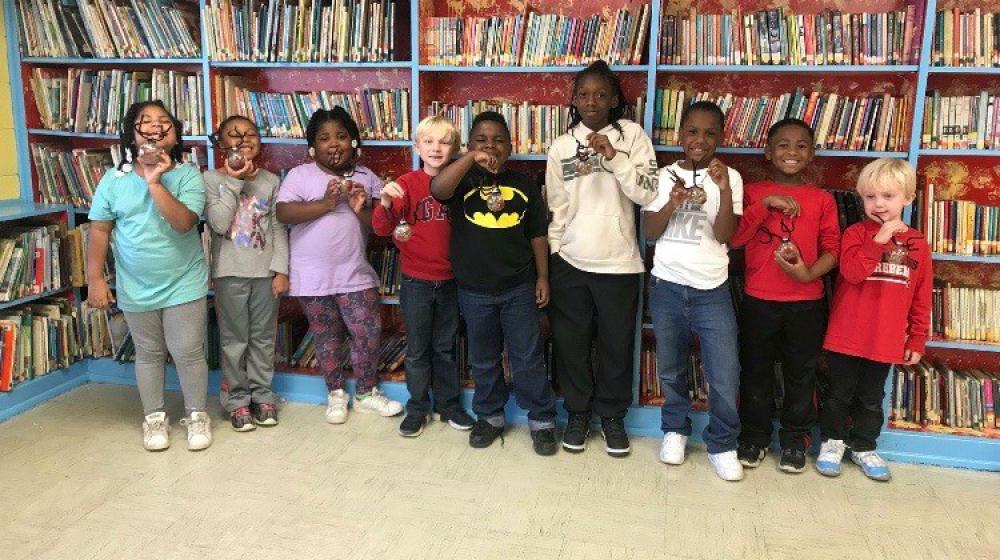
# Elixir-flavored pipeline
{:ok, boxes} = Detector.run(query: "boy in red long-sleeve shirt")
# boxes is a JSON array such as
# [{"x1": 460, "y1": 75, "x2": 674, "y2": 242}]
[
  {"x1": 730, "y1": 118, "x2": 841, "y2": 473},
  {"x1": 816, "y1": 158, "x2": 930, "y2": 481},
  {"x1": 372, "y1": 115, "x2": 475, "y2": 437}
]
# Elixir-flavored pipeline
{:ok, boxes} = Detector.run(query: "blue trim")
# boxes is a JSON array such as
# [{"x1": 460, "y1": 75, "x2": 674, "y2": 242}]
[
  {"x1": 0, "y1": 200, "x2": 68, "y2": 220},
  {"x1": 656, "y1": 64, "x2": 919, "y2": 73},
  {"x1": 199, "y1": 0, "x2": 215, "y2": 170},
  {"x1": 653, "y1": 145, "x2": 906, "y2": 158},
  {"x1": 418, "y1": 65, "x2": 648, "y2": 73},
  {"x1": 0, "y1": 285, "x2": 74, "y2": 311},
  {"x1": 904, "y1": 0, "x2": 937, "y2": 226},
  {"x1": 925, "y1": 340, "x2": 1000, "y2": 353},
  {"x1": 507, "y1": 154, "x2": 547, "y2": 161},
  {"x1": 22, "y1": 57, "x2": 203, "y2": 65},
  {"x1": 28, "y1": 129, "x2": 209, "y2": 142},
  {"x1": 409, "y1": 0, "x2": 421, "y2": 169},
  {"x1": 927, "y1": 66, "x2": 1000, "y2": 75},
  {"x1": 932, "y1": 253, "x2": 1000, "y2": 264},
  {"x1": 919, "y1": 148, "x2": 1000, "y2": 157},
  {"x1": 0, "y1": 362, "x2": 89, "y2": 423},
  {"x1": 379, "y1": 296, "x2": 399, "y2": 305},
  {"x1": 880, "y1": 428, "x2": 1000, "y2": 471}
]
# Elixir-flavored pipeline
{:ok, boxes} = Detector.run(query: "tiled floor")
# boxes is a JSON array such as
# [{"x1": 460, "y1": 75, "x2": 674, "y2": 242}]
[{"x1": 1, "y1": 384, "x2": 997, "y2": 560}]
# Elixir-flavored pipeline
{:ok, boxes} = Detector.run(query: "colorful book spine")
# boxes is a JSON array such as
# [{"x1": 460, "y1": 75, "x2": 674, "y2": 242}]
[
  {"x1": 931, "y1": 284, "x2": 1000, "y2": 344},
  {"x1": 932, "y1": 9, "x2": 1000, "y2": 67},
  {"x1": 925, "y1": 196, "x2": 1000, "y2": 256},
  {"x1": 891, "y1": 360, "x2": 1000, "y2": 437}
]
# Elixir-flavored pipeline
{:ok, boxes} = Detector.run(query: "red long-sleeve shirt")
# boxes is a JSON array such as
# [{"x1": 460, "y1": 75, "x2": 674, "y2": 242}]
[
  {"x1": 823, "y1": 220, "x2": 932, "y2": 364},
  {"x1": 731, "y1": 181, "x2": 841, "y2": 301},
  {"x1": 371, "y1": 169, "x2": 453, "y2": 281}
]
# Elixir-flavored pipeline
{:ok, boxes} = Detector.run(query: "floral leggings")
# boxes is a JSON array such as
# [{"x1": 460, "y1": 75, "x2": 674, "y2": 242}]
[{"x1": 299, "y1": 288, "x2": 381, "y2": 394}]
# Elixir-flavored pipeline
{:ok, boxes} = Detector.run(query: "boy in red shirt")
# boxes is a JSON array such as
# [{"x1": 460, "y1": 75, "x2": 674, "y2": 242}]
[
  {"x1": 730, "y1": 118, "x2": 841, "y2": 473},
  {"x1": 817, "y1": 158, "x2": 930, "y2": 481},
  {"x1": 373, "y1": 115, "x2": 475, "y2": 437}
]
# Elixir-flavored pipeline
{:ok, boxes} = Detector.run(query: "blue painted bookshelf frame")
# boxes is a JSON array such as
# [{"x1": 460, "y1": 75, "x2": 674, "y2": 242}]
[{"x1": 2, "y1": 0, "x2": 998, "y2": 470}]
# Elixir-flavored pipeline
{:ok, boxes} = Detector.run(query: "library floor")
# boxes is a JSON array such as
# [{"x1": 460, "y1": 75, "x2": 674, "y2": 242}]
[{"x1": 1, "y1": 385, "x2": 997, "y2": 560}]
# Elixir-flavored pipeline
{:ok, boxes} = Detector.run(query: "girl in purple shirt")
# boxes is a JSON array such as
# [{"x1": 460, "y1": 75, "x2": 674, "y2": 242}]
[{"x1": 276, "y1": 107, "x2": 403, "y2": 423}]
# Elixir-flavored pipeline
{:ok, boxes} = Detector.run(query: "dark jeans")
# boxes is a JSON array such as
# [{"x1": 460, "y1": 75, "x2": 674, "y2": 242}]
[
  {"x1": 399, "y1": 275, "x2": 462, "y2": 417},
  {"x1": 820, "y1": 351, "x2": 891, "y2": 452},
  {"x1": 457, "y1": 282, "x2": 557, "y2": 430},
  {"x1": 739, "y1": 295, "x2": 827, "y2": 450},
  {"x1": 548, "y1": 253, "x2": 639, "y2": 418},
  {"x1": 649, "y1": 278, "x2": 741, "y2": 454}
]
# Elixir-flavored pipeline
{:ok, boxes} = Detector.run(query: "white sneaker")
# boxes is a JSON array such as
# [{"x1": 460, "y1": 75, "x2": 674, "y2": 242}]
[
  {"x1": 709, "y1": 450, "x2": 745, "y2": 481},
  {"x1": 816, "y1": 439, "x2": 847, "y2": 477},
  {"x1": 851, "y1": 450, "x2": 892, "y2": 481},
  {"x1": 355, "y1": 387, "x2": 403, "y2": 417},
  {"x1": 142, "y1": 411, "x2": 170, "y2": 451},
  {"x1": 180, "y1": 411, "x2": 212, "y2": 451},
  {"x1": 659, "y1": 432, "x2": 688, "y2": 465},
  {"x1": 326, "y1": 389, "x2": 350, "y2": 424}
]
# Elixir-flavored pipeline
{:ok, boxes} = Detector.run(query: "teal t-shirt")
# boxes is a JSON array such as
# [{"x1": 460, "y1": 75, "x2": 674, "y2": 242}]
[{"x1": 89, "y1": 164, "x2": 208, "y2": 312}]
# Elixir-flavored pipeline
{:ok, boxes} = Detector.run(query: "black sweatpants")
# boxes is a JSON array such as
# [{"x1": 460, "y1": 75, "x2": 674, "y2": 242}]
[
  {"x1": 820, "y1": 351, "x2": 891, "y2": 452},
  {"x1": 738, "y1": 294, "x2": 827, "y2": 450},
  {"x1": 548, "y1": 253, "x2": 639, "y2": 419}
]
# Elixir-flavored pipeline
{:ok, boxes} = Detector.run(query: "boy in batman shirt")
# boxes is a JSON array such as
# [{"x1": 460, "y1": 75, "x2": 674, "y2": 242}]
[{"x1": 431, "y1": 111, "x2": 558, "y2": 456}]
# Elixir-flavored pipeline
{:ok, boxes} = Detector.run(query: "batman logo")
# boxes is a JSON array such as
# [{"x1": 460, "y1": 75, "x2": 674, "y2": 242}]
[{"x1": 463, "y1": 186, "x2": 529, "y2": 229}]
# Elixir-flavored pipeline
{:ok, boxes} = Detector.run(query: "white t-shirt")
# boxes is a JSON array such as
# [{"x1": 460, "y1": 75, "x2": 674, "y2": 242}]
[{"x1": 642, "y1": 161, "x2": 744, "y2": 289}]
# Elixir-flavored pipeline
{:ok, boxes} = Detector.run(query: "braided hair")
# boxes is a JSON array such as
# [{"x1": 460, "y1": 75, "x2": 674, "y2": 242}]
[
  {"x1": 306, "y1": 106, "x2": 362, "y2": 151},
  {"x1": 568, "y1": 60, "x2": 626, "y2": 138},
  {"x1": 118, "y1": 100, "x2": 186, "y2": 171}
]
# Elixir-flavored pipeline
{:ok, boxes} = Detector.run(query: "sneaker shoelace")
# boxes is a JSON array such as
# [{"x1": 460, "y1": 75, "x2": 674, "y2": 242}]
[
  {"x1": 603, "y1": 419, "x2": 627, "y2": 440},
  {"x1": 567, "y1": 414, "x2": 589, "y2": 434},
  {"x1": 819, "y1": 441, "x2": 846, "y2": 461},
  {"x1": 233, "y1": 407, "x2": 251, "y2": 418},
  {"x1": 856, "y1": 451, "x2": 887, "y2": 468},
  {"x1": 474, "y1": 419, "x2": 504, "y2": 447},
  {"x1": 182, "y1": 416, "x2": 209, "y2": 437},
  {"x1": 146, "y1": 417, "x2": 166, "y2": 432},
  {"x1": 362, "y1": 390, "x2": 392, "y2": 410}
]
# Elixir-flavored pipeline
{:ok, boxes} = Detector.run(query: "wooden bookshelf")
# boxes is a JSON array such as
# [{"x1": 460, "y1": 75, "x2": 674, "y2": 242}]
[{"x1": 1, "y1": 0, "x2": 997, "y2": 471}]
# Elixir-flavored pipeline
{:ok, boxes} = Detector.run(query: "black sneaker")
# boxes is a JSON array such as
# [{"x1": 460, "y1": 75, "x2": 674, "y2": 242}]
[
  {"x1": 531, "y1": 428, "x2": 558, "y2": 456},
  {"x1": 600, "y1": 416, "x2": 630, "y2": 457},
  {"x1": 398, "y1": 413, "x2": 426, "y2": 437},
  {"x1": 737, "y1": 443, "x2": 766, "y2": 468},
  {"x1": 250, "y1": 402, "x2": 278, "y2": 426},
  {"x1": 779, "y1": 448, "x2": 807, "y2": 473},
  {"x1": 469, "y1": 419, "x2": 504, "y2": 448},
  {"x1": 230, "y1": 406, "x2": 256, "y2": 432},
  {"x1": 562, "y1": 412, "x2": 591, "y2": 452},
  {"x1": 440, "y1": 408, "x2": 475, "y2": 431}
]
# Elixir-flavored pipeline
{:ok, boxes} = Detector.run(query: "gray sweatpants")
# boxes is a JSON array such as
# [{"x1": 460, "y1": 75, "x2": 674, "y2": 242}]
[
  {"x1": 123, "y1": 298, "x2": 209, "y2": 415},
  {"x1": 214, "y1": 276, "x2": 279, "y2": 412}
]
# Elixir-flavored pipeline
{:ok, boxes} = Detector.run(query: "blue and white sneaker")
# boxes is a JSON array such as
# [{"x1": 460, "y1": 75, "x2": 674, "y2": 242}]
[
  {"x1": 815, "y1": 439, "x2": 846, "y2": 477},
  {"x1": 851, "y1": 450, "x2": 891, "y2": 481}
]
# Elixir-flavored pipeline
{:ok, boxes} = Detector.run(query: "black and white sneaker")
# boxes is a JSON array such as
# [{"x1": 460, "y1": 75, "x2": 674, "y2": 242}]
[
  {"x1": 562, "y1": 412, "x2": 591, "y2": 452},
  {"x1": 440, "y1": 408, "x2": 475, "y2": 431},
  {"x1": 600, "y1": 416, "x2": 630, "y2": 457},
  {"x1": 469, "y1": 419, "x2": 504, "y2": 448},
  {"x1": 779, "y1": 448, "x2": 807, "y2": 473},
  {"x1": 398, "y1": 413, "x2": 427, "y2": 437},
  {"x1": 737, "y1": 443, "x2": 767, "y2": 468}
]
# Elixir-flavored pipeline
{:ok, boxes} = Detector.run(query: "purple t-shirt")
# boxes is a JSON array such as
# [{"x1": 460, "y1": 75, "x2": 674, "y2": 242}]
[{"x1": 277, "y1": 162, "x2": 382, "y2": 296}]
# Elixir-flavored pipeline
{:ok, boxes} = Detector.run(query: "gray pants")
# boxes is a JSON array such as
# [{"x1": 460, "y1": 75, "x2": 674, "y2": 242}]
[
  {"x1": 124, "y1": 298, "x2": 209, "y2": 415},
  {"x1": 214, "y1": 276, "x2": 279, "y2": 412}
]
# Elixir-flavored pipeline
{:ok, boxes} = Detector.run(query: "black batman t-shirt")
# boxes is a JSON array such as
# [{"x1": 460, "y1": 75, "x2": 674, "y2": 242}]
[{"x1": 437, "y1": 166, "x2": 547, "y2": 293}]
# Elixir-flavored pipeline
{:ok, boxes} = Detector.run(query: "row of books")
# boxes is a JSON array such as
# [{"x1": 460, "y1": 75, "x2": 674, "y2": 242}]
[
  {"x1": 653, "y1": 88, "x2": 911, "y2": 152},
  {"x1": 15, "y1": 0, "x2": 200, "y2": 59},
  {"x1": 204, "y1": 0, "x2": 397, "y2": 63},
  {"x1": 427, "y1": 97, "x2": 644, "y2": 154},
  {"x1": 0, "y1": 298, "x2": 85, "y2": 391},
  {"x1": 0, "y1": 225, "x2": 75, "y2": 303},
  {"x1": 422, "y1": 5, "x2": 651, "y2": 67},
  {"x1": 368, "y1": 245, "x2": 401, "y2": 297},
  {"x1": 921, "y1": 91, "x2": 1000, "y2": 150},
  {"x1": 657, "y1": 8, "x2": 917, "y2": 66},
  {"x1": 932, "y1": 9, "x2": 1000, "y2": 67},
  {"x1": 931, "y1": 285, "x2": 1000, "y2": 344},
  {"x1": 212, "y1": 76, "x2": 409, "y2": 140},
  {"x1": 638, "y1": 343, "x2": 709, "y2": 407},
  {"x1": 924, "y1": 198, "x2": 1000, "y2": 256},
  {"x1": 30, "y1": 67, "x2": 206, "y2": 136},
  {"x1": 891, "y1": 360, "x2": 999, "y2": 437},
  {"x1": 31, "y1": 145, "x2": 206, "y2": 207}
]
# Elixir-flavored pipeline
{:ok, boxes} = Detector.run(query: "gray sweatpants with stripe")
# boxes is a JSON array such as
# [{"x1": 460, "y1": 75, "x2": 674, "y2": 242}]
[{"x1": 214, "y1": 276, "x2": 279, "y2": 412}]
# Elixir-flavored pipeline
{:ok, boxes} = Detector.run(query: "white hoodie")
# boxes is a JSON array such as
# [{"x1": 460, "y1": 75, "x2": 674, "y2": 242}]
[{"x1": 545, "y1": 119, "x2": 658, "y2": 274}]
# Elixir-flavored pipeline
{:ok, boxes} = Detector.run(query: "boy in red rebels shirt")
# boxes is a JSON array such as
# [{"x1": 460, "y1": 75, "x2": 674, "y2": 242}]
[
  {"x1": 730, "y1": 118, "x2": 841, "y2": 473},
  {"x1": 816, "y1": 158, "x2": 930, "y2": 481},
  {"x1": 373, "y1": 115, "x2": 476, "y2": 437}
]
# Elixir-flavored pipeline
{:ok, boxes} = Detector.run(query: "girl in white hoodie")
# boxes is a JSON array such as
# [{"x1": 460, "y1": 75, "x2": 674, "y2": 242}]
[{"x1": 545, "y1": 60, "x2": 658, "y2": 457}]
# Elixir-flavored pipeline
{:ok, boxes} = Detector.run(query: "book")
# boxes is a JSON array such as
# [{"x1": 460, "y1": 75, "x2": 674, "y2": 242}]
[
  {"x1": 891, "y1": 359, "x2": 1000, "y2": 437},
  {"x1": 924, "y1": 197, "x2": 1000, "y2": 256},
  {"x1": 933, "y1": 9, "x2": 1000, "y2": 67},
  {"x1": 922, "y1": 90, "x2": 999, "y2": 150},
  {"x1": 932, "y1": 284, "x2": 1000, "y2": 344}
]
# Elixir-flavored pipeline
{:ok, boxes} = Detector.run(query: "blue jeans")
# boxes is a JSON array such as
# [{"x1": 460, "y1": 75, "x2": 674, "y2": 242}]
[
  {"x1": 458, "y1": 282, "x2": 556, "y2": 430},
  {"x1": 649, "y1": 277, "x2": 741, "y2": 454},
  {"x1": 399, "y1": 275, "x2": 462, "y2": 417}
]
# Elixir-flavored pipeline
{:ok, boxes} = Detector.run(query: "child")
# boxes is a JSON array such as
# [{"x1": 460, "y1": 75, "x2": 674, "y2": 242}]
[
  {"x1": 817, "y1": 159, "x2": 930, "y2": 481},
  {"x1": 730, "y1": 118, "x2": 841, "y2": 473},
  {"x1": 430, "y1": 111, "x2": 558, "y2": 456},
  {"x1": 275, "y1": 107, "x2": 403, "y2": 423},
  {"x1": 546, "y1": 60, "x2": 658, "y2": 457},
  {"x1": 642, "y1": 101, "x2": 745, "y2": 481},
  {"x1": 372, "y1": 115, "x2": 475, "y2": 437},
  {"x1": 87, "y1": 100, "x2": 212, "y2": 451},
  {"x1": 204, "y1": 115, "x2": 289, "y2": 431}
]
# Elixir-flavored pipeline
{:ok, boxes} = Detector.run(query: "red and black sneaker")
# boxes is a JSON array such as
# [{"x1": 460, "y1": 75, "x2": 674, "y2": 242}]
[
  {"x1": 251, "y1": 402, "x2": 278, "y2": 427},
  {"x1": 230, "y1": 406, "x2": 256, "y2": 432}
]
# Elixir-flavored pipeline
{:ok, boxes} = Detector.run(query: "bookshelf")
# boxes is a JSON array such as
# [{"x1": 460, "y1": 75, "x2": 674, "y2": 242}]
[{"x1": 0, "y1": 0, "x2": 997, "y2": 471}]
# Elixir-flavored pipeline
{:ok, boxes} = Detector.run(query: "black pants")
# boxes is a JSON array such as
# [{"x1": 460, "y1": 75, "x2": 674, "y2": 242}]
[
  {"x1": 820, "y1": 351, "x2": 891, "y2": 452},
  {"x1": 738, "y1": 295, "x2": 827, "y2": 450},
  {"x1": 548, "y1": 254, "x2": 639, "y2": 418}
]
